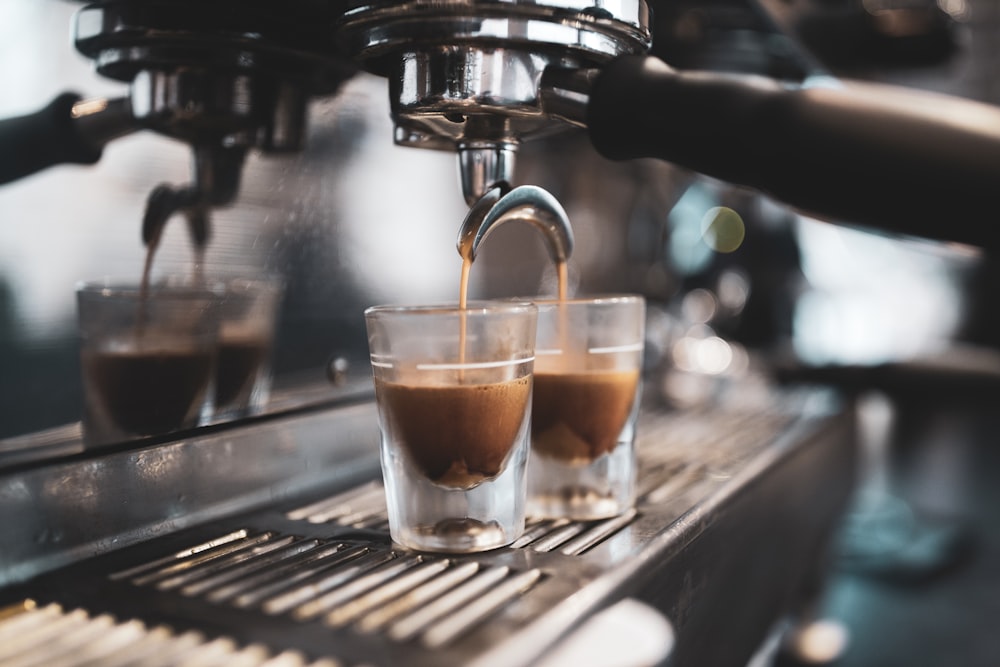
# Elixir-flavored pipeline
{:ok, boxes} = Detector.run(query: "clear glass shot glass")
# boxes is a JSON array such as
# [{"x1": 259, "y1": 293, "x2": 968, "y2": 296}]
[
  {"x1": 212, "y1": 278, "x2": 282, "y2": 420},
  {"x1": 528, "y1": 295, "x2": 645, "y2": 520},
  {"x1": 365, "y1": 301, "x2": 537, "y2": 553},
  {"x1": 77, "y1": 280, "x2": 220, "y2": 446}
]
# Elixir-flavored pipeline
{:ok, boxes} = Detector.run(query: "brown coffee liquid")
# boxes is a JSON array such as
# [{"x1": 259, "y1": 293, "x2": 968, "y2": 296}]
[
  {"x1": 375, "y1": 375, "x2": 531, "y2": 489},
  {"x1": 458, "y1": 256, "x2": 472, "y2": 373},
  {"x1": 531, "y1": 369, "x2": 639, "y2": 463},
  {"x1": 215, "y1": 333, "x2": 268, "y2": 410},
  {"x1": 557, "y1": 260, "x2": 567, "y2": 302},
  {"x1": 136, "y1": 227, "x2": 165, "y2": 333},
  {"x1": 84, "y1": 343, "x2": 214, "y2": 436},
  {"x1": 89, "y1": 218, "x2": 214, "y2": 436}
]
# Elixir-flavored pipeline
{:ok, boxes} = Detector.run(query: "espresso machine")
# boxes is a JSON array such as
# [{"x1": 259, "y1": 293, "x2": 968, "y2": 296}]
[
  {"x1": 4, "y1": 0, "x2": 999, "y2": 244},
  {"x1": 1, "y1": 0, "x2": 998, "y2": 665}
]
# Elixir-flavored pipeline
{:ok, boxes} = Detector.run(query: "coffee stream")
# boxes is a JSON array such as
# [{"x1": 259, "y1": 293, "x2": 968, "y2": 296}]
[
  {"x1": 458, "y1": 256, "x2": 472, "y2": 373},
  {"x1": 386, "y1": 191, "x2": 633, "y2": 489},
  {"x1": 90, "y1": 212, "x2": 260, "y2": 438},
  {"x1": 456, "y1": 224, "x2": 638, "y2": 467},
  {"x1": 86, "y1": 227, "x2": 214, "y2": 438},
  {"x1": 376, "y1": 253, "x2": 532, "y2": 489},
  {"x1": 136, "y1": 222, "x2": 164, "y2": 333}
]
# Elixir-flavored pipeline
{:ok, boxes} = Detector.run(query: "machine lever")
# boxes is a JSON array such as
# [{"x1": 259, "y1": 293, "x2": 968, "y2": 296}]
[
  {"x1": 0, "y1": 93, "x2": 136, "y2": 185},
  {"x1": 585, "y1": 55, "x2": 1000, "y2": 250}
]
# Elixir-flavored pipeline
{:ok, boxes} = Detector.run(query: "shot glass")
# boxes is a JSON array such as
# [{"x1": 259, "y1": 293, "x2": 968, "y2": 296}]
[
  {"x1": 528, "y1": 295, "x2": 645, "y2": 520},
  {"x1": 365, "y1": 301, "x2": 537, "y2": 553},
  {"x1": 212, "y1": 278, "x2": 282, "y2": 420},
  {"x1": 77, "y1": 280, "x2": 220, "y2": 446}
]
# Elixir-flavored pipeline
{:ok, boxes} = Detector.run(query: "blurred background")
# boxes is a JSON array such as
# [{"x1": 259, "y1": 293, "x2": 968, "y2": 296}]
[{"x1": 2, "y1": 0, "x2": 1000, "y2": 664}]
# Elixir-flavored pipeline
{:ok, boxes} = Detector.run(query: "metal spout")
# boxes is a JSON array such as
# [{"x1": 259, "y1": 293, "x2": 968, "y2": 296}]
[
  {"x1": 458, "y1": 142, "x2": 517, "y2": 206},
  {"x1": 457, "y1": 185, "x2": 574, "y2": 263}
]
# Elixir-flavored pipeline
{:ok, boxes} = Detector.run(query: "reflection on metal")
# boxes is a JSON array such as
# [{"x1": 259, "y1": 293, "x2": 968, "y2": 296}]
[
  {"x1": 379, "y1": 565, "x2": 507, "y2": 639},
  {"x1": 108, "y1": 529, "x2": 250, "y2": 582},
  {"x1": 0, "y1": 401, "x2": 381, "y2": 587},
  {"x1": 457, "y1": 185, "x2": 575, "y2": 264},
  {"x1": 327, "y1": 559, "x2": 455, "y2": 629}
]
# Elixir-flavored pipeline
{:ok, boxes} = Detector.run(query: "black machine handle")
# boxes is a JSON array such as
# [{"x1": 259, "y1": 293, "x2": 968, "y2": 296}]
[
  {"x1": 0, "y1": 93, "x2": 104, "y2": 185},
  {"x1": 586, "y1": 56, "x2": 1000, "y2": 250}
]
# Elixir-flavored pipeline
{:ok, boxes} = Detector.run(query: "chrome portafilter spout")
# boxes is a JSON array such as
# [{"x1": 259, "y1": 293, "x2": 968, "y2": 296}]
[
  {"x1": 335, "y1": 0, "x2": 652, "y2": 206},
  {"x1": 457, "y1": 185, "x2": 575, "y2": 265}
]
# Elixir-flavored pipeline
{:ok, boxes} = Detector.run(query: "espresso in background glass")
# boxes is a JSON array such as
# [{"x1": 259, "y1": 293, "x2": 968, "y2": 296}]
[{"x1": 77, "y1": 282, "x2": 220, "y2": 446}]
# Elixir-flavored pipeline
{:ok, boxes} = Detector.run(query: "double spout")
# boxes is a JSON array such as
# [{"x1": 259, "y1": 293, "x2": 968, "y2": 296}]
[{"x1": 457, "y1": 185, "x2": 575, "y2": 265}]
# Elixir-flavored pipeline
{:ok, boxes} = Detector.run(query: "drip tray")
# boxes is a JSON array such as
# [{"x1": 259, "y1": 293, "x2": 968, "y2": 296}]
[{"x1": 0, "y1": 394, "x2": 856, "y2": 667}]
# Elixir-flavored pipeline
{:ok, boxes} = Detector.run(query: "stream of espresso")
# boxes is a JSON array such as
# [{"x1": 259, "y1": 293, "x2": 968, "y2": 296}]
[
  {"x1": 457, "y1": 257, "x2": 569, "y2": 374},
  {"x1": 85, "y1": 228, "x2": 214, "y2": 437},
  {"x1": 136, "y1": 230, "x2": 164, "y2": 333},
  {"x1": 458, "y1": 256, "x2": 472, "y2": 374}
]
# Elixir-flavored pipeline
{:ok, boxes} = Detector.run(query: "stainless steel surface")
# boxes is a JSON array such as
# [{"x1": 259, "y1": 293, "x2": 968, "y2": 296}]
[
  {"x1": 125, "y1": 69, "x2": 302, "y2": 151},
  {"x1": 457, "y1": 142, "x2": 516, "y2": 207},
  {"x1": 538, "y1": 66, "x2": 600, "y2": 129},
  {"x1": 0, "y1": 388, "x2": 856, "y2": 666},
  {"x1": 0, "y1": 399, "x2": 381, "y2": 587},
  {"x1": 335, "y1": 0, "x2": 651, "y2": 203},
  {"x1": 72, "y1": 0, "x2": 357, "y2": 257},
  {"x1": 457, "y1": 185, "x2": 574, "y2": 264}
]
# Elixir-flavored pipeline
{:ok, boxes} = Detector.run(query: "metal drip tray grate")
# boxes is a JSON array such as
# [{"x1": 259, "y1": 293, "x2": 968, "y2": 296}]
[
  {"x1": 285, "y1": 481, "x2": 641, "y2": 556},
  {"x1": 0, "y1": 600, "x2": 350, "y2": 667},
  {"x1": 109, "y1": 530, "x2": 545, "y2": 650},
  {"x1": 0, "y1": 392, "x2": 853, "y2": 667}
]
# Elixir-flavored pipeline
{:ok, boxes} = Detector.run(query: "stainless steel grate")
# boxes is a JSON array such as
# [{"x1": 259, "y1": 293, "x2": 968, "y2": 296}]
[
  {"x1": 281, "y1": 408, "x2": 795, "y2": 559},
  {"x1": 287, "y1": 482, "x2": 389, "y2": 531},
  {"x1": 285, "y1": 483, "x2": 640, "y2": 556},
  {"x1": 0, "y1": 599, "x2": 350, "y2": 667},
  {"x1": 5, "y1": 392, "x2": 845, "y2": 667},
  {"x1": 635, "y1": 408, "x2": 796, "y2": 501},
  {"x1": 110, "y1": 530, "x2": 545, "y2": 650}
]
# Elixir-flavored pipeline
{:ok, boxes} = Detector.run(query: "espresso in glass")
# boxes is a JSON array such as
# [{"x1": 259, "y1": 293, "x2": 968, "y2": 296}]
[
  {"x1": 365, "y1": 301, "x2": 536, "y2": 553},
  {"x1": 214, "y1": 331, "x2": 269, "y2": 410},
  {"x1": 532, "y1": 367, "x2": 641, "y2": 463},
  {"x1": 527, "y1": 296, "x2": 645, "y2": 520},
  {"x1": 211, "y1": 279, "x2": 281, "y2": 418},
  {"x1": 77, "y1": 282, "x2": 219, "y2": 446},
  {"x1": 83, "y1": 338, "x2": 214, "y2": 436},
  {"x1": 376, "y1": 374, "x2": 531, "y2": 488}
]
